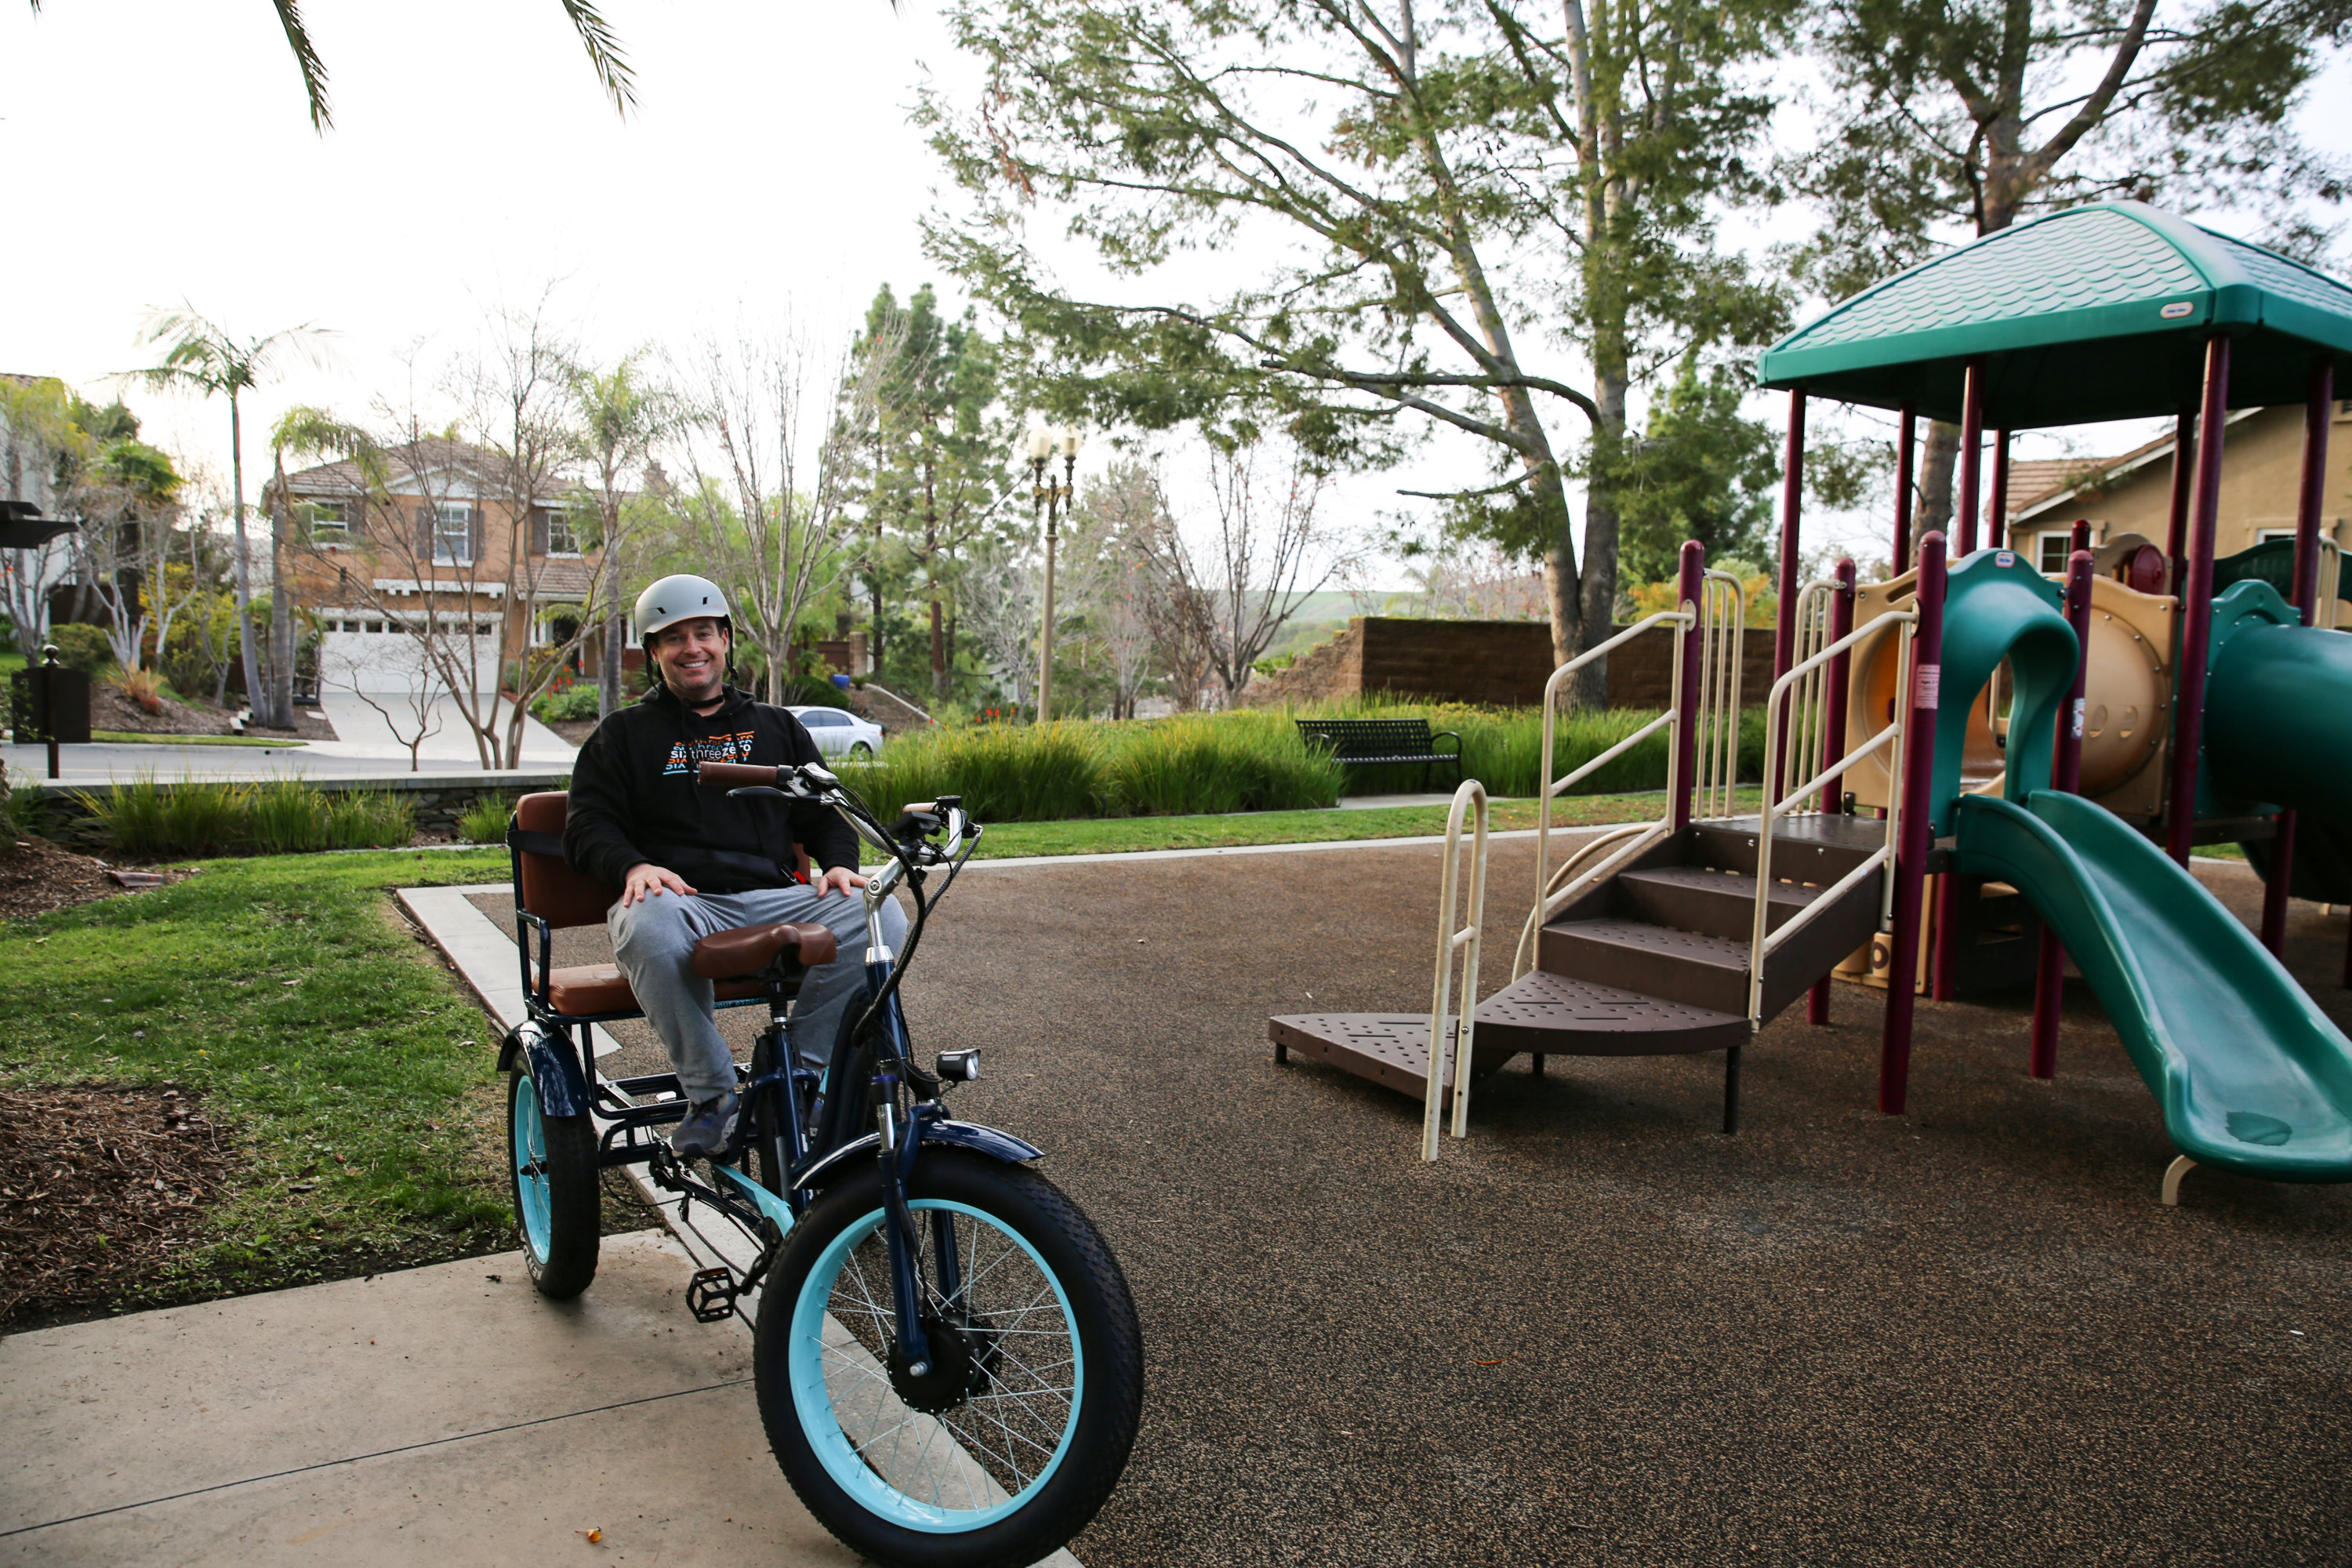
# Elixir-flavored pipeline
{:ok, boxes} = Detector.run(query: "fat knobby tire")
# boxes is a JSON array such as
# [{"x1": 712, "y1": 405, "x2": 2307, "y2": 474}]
[
  {"x1": 753, "y1": 1150, "x2": 1143, "y2": 1568},
  {"x1": 507, "y1": 1070, "x2": 601, "y2": 1299}
]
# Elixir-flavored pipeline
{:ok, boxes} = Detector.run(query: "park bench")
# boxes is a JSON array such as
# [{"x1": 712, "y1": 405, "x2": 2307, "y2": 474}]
[{"x1": 1294, "y1": 717, "x2": 1464, "y2": 792}]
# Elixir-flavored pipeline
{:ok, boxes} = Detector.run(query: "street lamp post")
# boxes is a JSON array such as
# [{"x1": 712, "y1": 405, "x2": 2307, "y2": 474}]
[{"x1": 1028, "y1": 426, "x2": 1080, "y2": 723}]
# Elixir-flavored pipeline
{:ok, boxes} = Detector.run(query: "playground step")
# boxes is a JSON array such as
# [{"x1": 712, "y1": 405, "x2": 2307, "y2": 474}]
[
  {"x1": 1690, "y1": 813, "x2": 1887, "y2": 880},
  {"x1": 1616, "y1": 865, "x2": 1822, "y2": 942},
  {"x1": 1266, "y1": 1013, "x2": 1521, "y2": 1103},
  {"x1": 1470, "y1": 971, "x2": 1748, "y2": 1057},
  {"x1": 1541, "y1": 917, "x2": 1757, "y2": 1018}
]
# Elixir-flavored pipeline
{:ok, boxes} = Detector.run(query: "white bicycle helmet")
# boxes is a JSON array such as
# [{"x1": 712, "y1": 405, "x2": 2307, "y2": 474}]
[{"x1": 633, "y1": 574, "x2": 732, "y2": 646}]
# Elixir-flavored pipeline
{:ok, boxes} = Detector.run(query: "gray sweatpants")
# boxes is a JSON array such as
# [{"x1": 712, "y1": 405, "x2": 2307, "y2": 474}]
[{"x1": 607, "y1": 884, "x2": 910, "y2": 1102}]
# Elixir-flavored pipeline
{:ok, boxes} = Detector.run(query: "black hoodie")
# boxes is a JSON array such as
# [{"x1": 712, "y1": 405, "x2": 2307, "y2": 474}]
[{"x1": 562, "y1": 682, "x2": 858, "y2": 894}]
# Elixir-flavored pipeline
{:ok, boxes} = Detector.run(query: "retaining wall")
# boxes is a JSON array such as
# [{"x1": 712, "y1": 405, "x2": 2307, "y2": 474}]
[{"x1": 1243, "y1": 617, "x2": 1773, "y2": 708}]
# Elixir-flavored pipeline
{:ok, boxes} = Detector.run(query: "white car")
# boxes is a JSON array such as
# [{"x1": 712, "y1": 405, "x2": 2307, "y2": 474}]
[{"x1": 787, "y1": 704, "x2": 886, "y2": 760}]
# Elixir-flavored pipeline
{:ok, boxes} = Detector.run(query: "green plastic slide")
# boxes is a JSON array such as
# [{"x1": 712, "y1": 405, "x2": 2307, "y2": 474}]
[{"x1": 1953, "y1": 789, "x2": 2352, "y2": 1181}]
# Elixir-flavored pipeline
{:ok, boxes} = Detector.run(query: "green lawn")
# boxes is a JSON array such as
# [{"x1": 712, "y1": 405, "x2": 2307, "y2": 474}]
[
  {"x1": 0, "y1": 848, "x2": 516, "y2": 1311},
  {"x1": 90, "y1": 731, "x2": 307, "y2": 748}
]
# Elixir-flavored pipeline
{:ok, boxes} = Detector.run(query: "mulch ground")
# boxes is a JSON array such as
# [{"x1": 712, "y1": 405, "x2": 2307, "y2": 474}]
[
  {"x1": 470, "y1": 841, "x2": 2352, "y2": 1566},
  {"x1": 0, "y1": 839, "x2": 199, "y2": 920},
  {"x1": 0, "y1": 1086, "x2": 235, "y2": 1329},
  {"x1": 85, "y1": 681, "x2": 338, "y2": 741}
]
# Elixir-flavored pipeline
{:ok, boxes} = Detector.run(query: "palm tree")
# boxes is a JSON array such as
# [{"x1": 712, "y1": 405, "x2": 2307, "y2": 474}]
[
  {"x1": 125, "y1": 310, "x2": 328, "y2": 727},
  {"x1": 265, "y1": 407, "x2": 378, "y2": 729},
  {"x1": 24, "y1": 1, "x2": 635, "y2": 132}
]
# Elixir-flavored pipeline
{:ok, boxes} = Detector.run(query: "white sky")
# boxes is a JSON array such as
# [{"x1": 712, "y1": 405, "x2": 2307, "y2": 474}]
[{"x1": 3, "y1": 2, "x2": 2347, "y2": 589}]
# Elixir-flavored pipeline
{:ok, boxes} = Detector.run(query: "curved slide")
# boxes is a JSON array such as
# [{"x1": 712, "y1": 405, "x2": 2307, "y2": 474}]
[{"x1": 1953, "y1": 789, "x2": 2352, "y2": 1182}]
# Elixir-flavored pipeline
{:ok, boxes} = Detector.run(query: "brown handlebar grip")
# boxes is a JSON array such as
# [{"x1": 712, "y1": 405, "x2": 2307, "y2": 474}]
[{"x1": 698, "y1": 760, "x2": 781, "y2": 789}]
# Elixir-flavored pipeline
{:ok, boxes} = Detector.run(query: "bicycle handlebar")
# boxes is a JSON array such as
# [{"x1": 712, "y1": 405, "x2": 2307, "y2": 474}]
[{"x1": 698, "y1": 760, "x2": 781, "y2": 790}]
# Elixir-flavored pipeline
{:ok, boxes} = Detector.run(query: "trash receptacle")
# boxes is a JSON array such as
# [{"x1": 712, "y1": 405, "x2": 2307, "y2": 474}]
[{"x1": 9, "y1": 659, "x2": 93, "y2": 745}]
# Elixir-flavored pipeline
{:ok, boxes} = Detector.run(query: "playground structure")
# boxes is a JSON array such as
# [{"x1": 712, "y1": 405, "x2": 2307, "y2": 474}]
[{"x1": 1272, "y1": 201, "x2": 2352, "y2": 1201}]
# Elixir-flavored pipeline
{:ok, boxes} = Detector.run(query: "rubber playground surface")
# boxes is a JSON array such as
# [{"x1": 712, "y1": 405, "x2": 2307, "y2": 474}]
[{"x1": 473, "y1": 840, "x2": 2352, "y2": 1567}]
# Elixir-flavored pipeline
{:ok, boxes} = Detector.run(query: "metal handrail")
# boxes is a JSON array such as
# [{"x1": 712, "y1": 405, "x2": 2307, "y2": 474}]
[
  {"x1": 1784, "y1": 579, "x2": 1839, "y2": 804},
  {"x1": 1693, "y1": 570, "x2": 1748, "y2": 820},
  {"x1": 1424, "y1": 780, "x2": 1490, "y2": 1161},
  {"x1": 1534, "y1": 609, "x2": 1691, "y2": 929},
  {"x1": 1745, "y1": 610, "x2": 1919, "y2": 1023}
]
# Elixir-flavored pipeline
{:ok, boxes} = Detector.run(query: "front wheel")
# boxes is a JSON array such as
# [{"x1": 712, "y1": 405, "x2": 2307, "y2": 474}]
[
  {"x1": 507, "y1": 1070, "x2": 600, "y2": 1298},
  {"x1": 754, "y1": 1151, "x2": 1142, "y2": 1568}
]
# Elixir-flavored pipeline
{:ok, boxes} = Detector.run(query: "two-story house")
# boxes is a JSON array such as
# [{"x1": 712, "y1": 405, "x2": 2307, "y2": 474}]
[{"x1": 270, "y1": 438, "x2": 606, "y2": 699}]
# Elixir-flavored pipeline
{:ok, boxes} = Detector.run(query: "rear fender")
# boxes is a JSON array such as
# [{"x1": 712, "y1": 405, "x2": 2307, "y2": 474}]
[
  {"x1": 498, "y1": 1021, "x2": 591, "y2": 1119},
  {"x1": 793, "y1": 1118, "x2": 1043, "y2": 1194}
]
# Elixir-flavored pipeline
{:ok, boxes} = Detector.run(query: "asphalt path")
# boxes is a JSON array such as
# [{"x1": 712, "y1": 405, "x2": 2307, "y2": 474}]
[{"x1": 471, "y1": 842, "x2": 2352, "y2": 1567}]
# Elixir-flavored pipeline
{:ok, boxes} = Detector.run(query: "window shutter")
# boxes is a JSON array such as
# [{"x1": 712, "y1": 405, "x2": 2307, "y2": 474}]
[
  {"x1": 531, "y1": 507, "x2": 550, "y2": 555},
  {"x1": 414, "y1": 504, "x2": 434, "y2": 557},
  {"x1": 468, "y1": 506, "x2": 485, "y2": 563}
]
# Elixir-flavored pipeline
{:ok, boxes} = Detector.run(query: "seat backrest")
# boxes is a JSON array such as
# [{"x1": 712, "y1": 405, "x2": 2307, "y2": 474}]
[
  {"x1": 513, "y1": 792, "x2": 620, "y2": 929},
  {"x1": 510, "y1": 790, "x2": 817, "y2": 929}
]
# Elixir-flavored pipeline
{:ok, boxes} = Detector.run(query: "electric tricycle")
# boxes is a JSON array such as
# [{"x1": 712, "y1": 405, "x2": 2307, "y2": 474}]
[{"x1": 497, "y1": 760, "x2": 1142, "y2": 1568}]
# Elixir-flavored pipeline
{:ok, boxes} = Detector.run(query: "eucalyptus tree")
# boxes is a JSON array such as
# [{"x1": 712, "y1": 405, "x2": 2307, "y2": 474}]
[
  {"x1": 125, "y1": 311, "x2": 326, "y2": 724},
  {"x1": 848, "y1": 285, "x2": 1007, "y2": 702},
  {"x1": 263, "y1": 406, "x2": 374, "y2": 728},
  {"x1": 921, "y1": 0, "x2": 1793, "y2": 699},
  {"x1": 1789, "y1": 0, "x2": 2352, "y2": 529}
]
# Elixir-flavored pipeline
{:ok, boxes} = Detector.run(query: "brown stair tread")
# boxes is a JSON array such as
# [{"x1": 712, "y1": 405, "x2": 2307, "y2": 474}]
[
  {"x1": 1698, "y1": 813, "x2": 1889, "y2": 851},
  {"x1": 1618, "y1": 864, "x2": 1821, "y2": 902},
  {"x1": 1547, "y1": 917, "x2": 1751, "y2": 970},
  {"x1": 1470, "y1": 971, "x2": 1749, "y2": 1058},
  {"x1": 1266, "y1": 1014, "x2": 1509, "y2": 1105}
]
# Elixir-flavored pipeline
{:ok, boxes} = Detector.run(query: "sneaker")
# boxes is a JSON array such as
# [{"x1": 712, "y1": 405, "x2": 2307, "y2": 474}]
[{"x1": 670, "y1": 1091, "x2": 741, "y2": 1159}]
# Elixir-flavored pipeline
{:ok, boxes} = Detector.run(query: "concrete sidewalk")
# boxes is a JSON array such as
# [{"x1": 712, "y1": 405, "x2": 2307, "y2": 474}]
[{"x1": 0, "y1": 1232, "x2": 858, "y2": 1566}]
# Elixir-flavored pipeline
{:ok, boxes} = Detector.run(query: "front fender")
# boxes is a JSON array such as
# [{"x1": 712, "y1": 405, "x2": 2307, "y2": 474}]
[
  {"x1": 496, "y1": 1021, "x2": 590, "y2": 1119},
  {"x1": 792, "y1": 1117, "x2": 1044, "y2": 1194}
]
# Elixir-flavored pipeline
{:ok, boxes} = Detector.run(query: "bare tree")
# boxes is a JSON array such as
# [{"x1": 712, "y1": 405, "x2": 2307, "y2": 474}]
[
  {"x1": 954, "y1": 529, "x2": 1041, "y2": 706},
  {"x1": 1063, "y1": 459, "x2": 1165, "y2": 720},
  {"x1": 1136, "y1": 441, "x2": 1344, "y2": 703},
  {"x1": 673, "y1": 319, "x2": 905, "y2": 702},
  {"x1": 325, "y1": 647, "x2": 444, "y2": 771}
]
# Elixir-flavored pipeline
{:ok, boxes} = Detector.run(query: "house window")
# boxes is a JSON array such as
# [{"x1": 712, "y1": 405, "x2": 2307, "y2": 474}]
[
  {"x1": 2036, "y1": 532, "x2": 2073, "y2": 573},
  {"x1": 306, "y1": 499, "x2": 349, "y2": 539},
  {"x1": 2256, "y1": 528, "x2": 2299, "y2": 543},
  {"x1": 541, "y1": 510, "x2": 582, "y2": 555},
  {"x1": 434, "y1": 503, "x2": 476, "y2": 566}
]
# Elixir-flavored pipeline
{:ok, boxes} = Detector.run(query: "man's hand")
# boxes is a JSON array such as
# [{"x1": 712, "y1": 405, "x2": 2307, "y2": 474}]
[
  {"x1": 621, "y1": 863, "x2": 696, "y2": 906},
  {"x1": 811, "y1": 866, "x2": 868, "y2": 898}
]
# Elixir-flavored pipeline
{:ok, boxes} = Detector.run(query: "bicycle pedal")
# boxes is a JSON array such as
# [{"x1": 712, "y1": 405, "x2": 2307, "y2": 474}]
[{"x1": 684, "y1": 1266, "x2": 739, "y2": 1323}]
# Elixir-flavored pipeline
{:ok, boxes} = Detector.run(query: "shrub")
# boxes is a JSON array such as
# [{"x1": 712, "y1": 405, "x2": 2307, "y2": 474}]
[
  {"x1": 532, "y1": 684, "x2": 601, "y2": 723},
  {"x1": 76, "y1": 775, "x2": 249, "y2": 857},
  {"x1": 112, "y1": 666, "x2": 168, "y2": 716},
  {"x1": 246, "y1": 776, "x2": 329, "y2": 853},
  {"x1": 841, "y1": 721, "x2": 1109, "y2": 824},
  {"x1": 1106, "y1": 713, "x2": 1345, "y2": 815},
  {"x1": 325, "y1": 788, "x2": 415, "y2": 849},
  {"x1": 458, "y1": 794, "x2": 513, "y2": 844},
  {"x1": 47, "y1": 623, "x2": 114, "y2": 676}
]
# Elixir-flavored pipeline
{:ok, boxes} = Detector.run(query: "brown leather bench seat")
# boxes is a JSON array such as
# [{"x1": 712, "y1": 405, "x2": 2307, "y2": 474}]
[{"x1": 512, "y1": 791, "x2": 833, "y2": 1020}]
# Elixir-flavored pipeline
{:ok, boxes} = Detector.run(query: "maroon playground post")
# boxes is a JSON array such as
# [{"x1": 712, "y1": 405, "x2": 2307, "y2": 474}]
[
  {"x1": 2265, "y1": 358, "x2": 2335, "y2": 956},
  {"x1": 1880, "y1": 532, "x2": 1947, "y2": 1116},
  {"x1": 1773, "y1": 390, "x2": 1808, "y2": 803},
  {"x1": 1955, "y1": 359, "x2": 1986, "y2": 557},
  {"x1": 2070, "y1": 517, "x2": 2092, "y2": 560},
  {"x1": 1807, "y1": 557, "x2": 1858, "y2": 1026},
  {"x1": 2165, "y1": 335, "x2": 2232, "y2": 867},
  {"x1": 2031, "y1": 549, "x2": 2096, "y2": 1079},
  {"x1": 1671, "y1": 539, "x2": 1706, "y2": 833},
  {"x1": 2165, "y1": 411, "x2": 2196, "y2": 597},
  {"x1": 1893, "y1": 406, "x2": 1917, "y2": 566},
  {"x1": 1987, "y1": 429, "x2": 2012, "y2": 549}
]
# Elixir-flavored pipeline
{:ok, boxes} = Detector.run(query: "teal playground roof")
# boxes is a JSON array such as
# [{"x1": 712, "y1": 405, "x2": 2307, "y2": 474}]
[{"x1": 1756, "y1": 202, "x2": 2352, "y2": 429}]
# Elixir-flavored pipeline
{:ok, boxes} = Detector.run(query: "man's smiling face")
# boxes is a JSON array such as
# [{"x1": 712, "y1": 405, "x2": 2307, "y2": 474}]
[{"x1": 650, "y1": 616, "x2": 729, "y2": 706}]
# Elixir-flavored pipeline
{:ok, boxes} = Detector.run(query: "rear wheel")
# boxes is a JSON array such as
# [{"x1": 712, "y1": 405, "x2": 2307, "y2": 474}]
[
  {"x1": 754, "y1": 1152, "x2": 1142, "y2": 1568},
  {"x1": 507, "y1": 1070, "x2": 600, "y2": 1298},
  {"x1": 849, "y1": 741, "x2": 875, "y2": 760}
]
